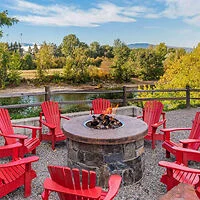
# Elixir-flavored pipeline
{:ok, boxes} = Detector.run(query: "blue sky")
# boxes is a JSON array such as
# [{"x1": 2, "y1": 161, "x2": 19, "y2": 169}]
[{"x1": 1, "y1": 0, "x2": 200, "y2": 48}]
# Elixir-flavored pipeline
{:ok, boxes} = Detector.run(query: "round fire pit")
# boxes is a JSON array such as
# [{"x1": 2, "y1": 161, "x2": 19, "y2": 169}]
[
  {"x1": 85, "y1": 114, "x2": 124, "y2": 129},
  {"x1": 63, "y1": 115, "x2": 148, "y2": 187}
]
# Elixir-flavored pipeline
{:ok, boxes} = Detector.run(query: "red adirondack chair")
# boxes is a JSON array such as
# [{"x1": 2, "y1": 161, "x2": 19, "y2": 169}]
[
  {"x1": 90, "y1": 98, "x2": 112, "y2": 114},
  {"x1": 39, "y1": 101, "x2": 70, "y2": 150},
  {"x1": 0, "y1": 108, "x2": 41, "y2": 158},
  {"x1": 42, "y1": 165, "x2": 122, "y2": 200},
  {"x1": 162, "y1": 111, "x2": 200, "y2": 160},
  {"x1": 159, "y1": 146, "x2": 200, "y2": 198},
  {"x1": 137, "y1": 100, "x2": 166, "y2": 149},
  {"x1": 0, "y1": 142, "x2": 39, "y2": 198}
]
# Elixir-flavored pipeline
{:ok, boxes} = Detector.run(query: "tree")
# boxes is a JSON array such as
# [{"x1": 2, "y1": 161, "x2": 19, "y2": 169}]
[
  {"x1": 0, "y1": 10, "x2": 18, "y2": 38},
  {"x1": 140, "y1": 44, "x2": 200, "y2": 110},
  {"x1": 111, "y1": 39, "x2": 130, "y2": 81},
  {"x1": 21, "y1": 53, "x2": 36, "y2": 70},
  {"x1": 64, "y1": 47, "x2": 90, "y2": 83},
  {"x1": 101, "y1": 45, "x2": 114, "y2": 58},
  {"x1": 156, "y1": 44, "x2": 200, "y2": 89},
  {"x1": 32, "y1": 43, "x2": 39, "y2": 56},
  {"x1": 89, "y1": 41, "x2": 102, "y2": 58},
  {"x1": 0, "y1": 42, "x2": 9, "y2": 88},
  {"x1": 61, "y1": 34, "x2": 80, "y2": 58},
  {"x1": 8, "y1": 51, "x2": 21, "y2": 85},
  {"x1": 35, "y1": 42, "x2": 55, "y2": 80}
]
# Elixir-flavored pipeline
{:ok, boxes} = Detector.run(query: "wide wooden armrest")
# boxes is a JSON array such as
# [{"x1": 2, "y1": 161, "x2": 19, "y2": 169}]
[
  {"x1": 43, "y1": 178, "x2": 101, "y2": 198},
  {"x1": 173, "y1": 146, "x2": 200, "y2": 155},
  {"x1": 104, "y1": 175, "x2": 122, "y2": 200},
  {"x1": 152, "y1": 120, "x2": 166, "y2": 128},
  {"x1": 180, "y1": 139, "x2": 200, "y2": 144},
  {"x1": 2, "y1": 133, "x2": 28, "y2": 140},
  {"x1": 161, "y1": 127, "x2": 192, "y2": 133},
  {"x1": 172, "y1": 146, "x2": 200, "y2": 163},
  {"x1": 159, "y1": 161, "x2": 200, "y2": 173},
  {"x1": 0, "y1": 142, "x2": 22, "y2": 151},
  {"x1": 61, "y1": 115, "x2": 70, "y2": 120},
  {"x1": 40, "y1": 120, "x2": 56, "y2": 129},
  {"x1": 0, "y1": 156, "x2": 39, "y2": 168},
  {"x1": 12, "y1": 124, "x2": 41, "y2": 130}
]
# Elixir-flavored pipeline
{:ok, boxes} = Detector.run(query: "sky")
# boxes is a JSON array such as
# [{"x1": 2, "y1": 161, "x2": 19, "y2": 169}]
[{"x1": 1, "y1": 0, "x2": 200, "y2": 48}]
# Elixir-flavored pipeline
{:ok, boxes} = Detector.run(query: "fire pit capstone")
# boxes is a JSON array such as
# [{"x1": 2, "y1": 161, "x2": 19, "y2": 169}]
[{"x1": 63, "y1": 115, "x2": 148, "y2": 188}]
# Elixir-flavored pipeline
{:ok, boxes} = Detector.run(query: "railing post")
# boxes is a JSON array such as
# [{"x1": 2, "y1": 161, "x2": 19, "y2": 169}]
[
  {"x1": 45, "y1": 86, "x2": 51, "y2": 101},
  {"x1": 123, "y1": 86, "x2": 127, "y2": 106},
  {"x1": 186, "y1": 85, "x2": 190, "y2": 108}
]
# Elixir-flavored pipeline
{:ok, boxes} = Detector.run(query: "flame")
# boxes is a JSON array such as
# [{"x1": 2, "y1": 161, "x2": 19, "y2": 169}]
[
  {"x1": 103, "y1": 107, "x2": 112, "y2": 114},
  {"x1": 102, "y1": 104, "x2": 119, "y2": 115},
  {"x1": 112, "y1": 104, "x2": 119, "y2": 115}
]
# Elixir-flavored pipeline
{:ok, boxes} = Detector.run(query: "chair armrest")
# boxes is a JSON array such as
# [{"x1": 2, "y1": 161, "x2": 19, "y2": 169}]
[
  {"x1": 43, "y1": 178, "x2": 101, "y2": 198},
  {"x1": 61, "y1": 115, "x2": 70, "y2": 120},
  {"x1": 12, "y1": 124, "x2": 41, "y2": 130},
  {"x1": 180, "y1": 139, "x2": 200, "y2": 144},
  {"x1": 173, "y1": 146, "x2": 200, "y2": 154},
  {"x1": 104, "y1": 175, "x2": 122, "y2": 200},
  {"x1": 173, "y1": 146, "x2": 200, "y2": 164},
  {"x1": 161, "y1": 127, "x2": 192, "y2": 133},
  {"x1": 0, "y1": 142, "x2": 22, "y2": 151},
  {"x1": 152, "y1": 120, "x2": 166, "y2": 128},
  {"x1": 0, "y1": 156, "x2": 39, "y2": 168},
  {"x1": 1, "y1": 133, "x2": 28, "y2": 140},
  {"x1": 40, "y1": 120, "x2": 56, "y2": 129},
  {"x1": 159, "y1": 161, "x2": 200, "y2": 173}
]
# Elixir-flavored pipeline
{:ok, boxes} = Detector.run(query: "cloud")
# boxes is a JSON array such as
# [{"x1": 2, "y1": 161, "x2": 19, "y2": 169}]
[
  {"x1": 11, "y1": 0, "x2": 148, "y2": 27},
  {"x1": 7, "y1": 0, "x2": 200, "y2": 28},
  {"x1": 161, "y1": 0, "x2": 200, "y2": 26}
]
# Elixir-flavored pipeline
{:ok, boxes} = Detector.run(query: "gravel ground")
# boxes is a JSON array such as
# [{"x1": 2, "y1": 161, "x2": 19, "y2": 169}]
[{"x1": 1, "y1": 107, "x2": 200, "y2": 200}]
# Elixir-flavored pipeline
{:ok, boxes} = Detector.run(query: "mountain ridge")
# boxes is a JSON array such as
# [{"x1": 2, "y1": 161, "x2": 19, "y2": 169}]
[{"x1": 127, "y1": 43, "x2": 193, "y2": 52}]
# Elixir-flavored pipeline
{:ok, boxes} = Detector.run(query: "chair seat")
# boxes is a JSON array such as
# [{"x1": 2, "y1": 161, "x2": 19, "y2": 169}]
[
  {"x1": 173, "y1": 169, "x2": 199, "y2": 185},
  {"x1": 0, "y1": 165, "x2": 25, "y2": 184},
  {"x1": 42, "y1": 131, "x2": 66, "y2": 139},
  {"x1": 24, "y1": 138, "x2": 40, "y2": 152}
]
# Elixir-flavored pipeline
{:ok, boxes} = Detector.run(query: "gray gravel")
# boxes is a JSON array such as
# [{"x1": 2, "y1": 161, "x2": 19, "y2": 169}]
[{"x1": 1, "y1": 107, "x2": 200, "y2": 200}]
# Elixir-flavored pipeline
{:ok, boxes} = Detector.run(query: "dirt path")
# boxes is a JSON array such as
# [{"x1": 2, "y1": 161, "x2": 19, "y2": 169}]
[
  {"x1": 0, "y1": 84, "x2": 97, "y2": 94},
  {"x1": 0, "y1": 79, "x2": 155, "y2": 94}
]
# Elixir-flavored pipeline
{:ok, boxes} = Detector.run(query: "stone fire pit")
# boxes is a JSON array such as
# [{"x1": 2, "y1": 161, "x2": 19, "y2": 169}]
[{"x1": 63, "y1": 115, "x2": 148, "y2": 188}]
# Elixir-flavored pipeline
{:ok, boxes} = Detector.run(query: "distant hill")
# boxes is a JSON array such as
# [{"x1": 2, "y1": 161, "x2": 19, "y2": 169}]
[
  {"x1": 127, "y1": 43, "x2": 193, "y2": 52},
  {"x1": 21, "y1": 43, "x2": 34, "y2": 47},
  {"x1": 128, "y1": 43, "x2": 154, "y2": 49}
]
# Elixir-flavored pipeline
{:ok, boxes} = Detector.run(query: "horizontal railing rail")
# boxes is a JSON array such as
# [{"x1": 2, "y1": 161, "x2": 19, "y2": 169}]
[{"x1": 0, "y1": 85, "x2": 199, "y2": 109}]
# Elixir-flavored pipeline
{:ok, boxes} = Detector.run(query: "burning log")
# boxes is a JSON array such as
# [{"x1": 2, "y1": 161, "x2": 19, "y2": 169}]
[{"x1": 86, "y1": 114, "x2": 123, "y2": 129}]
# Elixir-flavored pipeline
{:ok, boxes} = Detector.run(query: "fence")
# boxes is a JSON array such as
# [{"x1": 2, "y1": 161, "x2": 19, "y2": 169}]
[{"x1": 0, "y1": 85, "x2": 200, "y2": 110}]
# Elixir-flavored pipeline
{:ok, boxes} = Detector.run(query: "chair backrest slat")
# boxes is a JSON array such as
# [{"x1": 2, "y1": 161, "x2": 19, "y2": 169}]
[
  {"x1": 89, "y1": 171, "x2": 96, "y2": 188},
  {"x1": 72, "y1": 168, "x2": 81, "y2": 190},
  {"x1": 41, "y1": 101, "x2": 61, "y2": 134},
  {"x1": 0, "y1": 108, "x2": 16, "y2": 144},
  {"x1": 82, "y1": 169, "x2": 89, "y2": 190}
]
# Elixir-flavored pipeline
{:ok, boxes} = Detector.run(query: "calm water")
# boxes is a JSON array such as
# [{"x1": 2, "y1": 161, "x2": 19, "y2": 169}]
[{"x1": 0, "y1": 92, "x2": 122, "y2": 118}]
